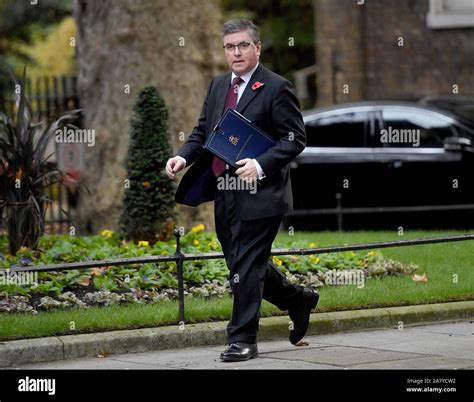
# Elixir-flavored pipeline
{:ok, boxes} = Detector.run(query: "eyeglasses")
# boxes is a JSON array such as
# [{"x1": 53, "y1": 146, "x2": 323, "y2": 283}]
[{"x1": 223, "y1": 42, "x2": 254, "y2": 53}]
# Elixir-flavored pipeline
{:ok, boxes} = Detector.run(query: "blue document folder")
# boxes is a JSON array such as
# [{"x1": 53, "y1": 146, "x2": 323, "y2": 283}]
[{"x1": 203, "y1": 109, "x2": 276, "y2": 168}]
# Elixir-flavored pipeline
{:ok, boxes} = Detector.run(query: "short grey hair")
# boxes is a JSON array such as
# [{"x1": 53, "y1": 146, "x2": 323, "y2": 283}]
[{"x1": 221, "y1": 19, "x2": 260, "y2": 43}]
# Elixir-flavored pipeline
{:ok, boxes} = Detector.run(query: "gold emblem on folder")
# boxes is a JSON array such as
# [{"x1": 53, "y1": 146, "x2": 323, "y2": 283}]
[{"x1": 228, "y1": 135, "x2": 239, "y2": 146}]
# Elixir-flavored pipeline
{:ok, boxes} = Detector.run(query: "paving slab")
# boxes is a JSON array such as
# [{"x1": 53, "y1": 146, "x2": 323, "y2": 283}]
[
  {"x1": 14, "y1": 321, "x2": 473, "y2": 370},
  {"x1": 263, "y1": 345, "x2": 421, "y2": 366}
]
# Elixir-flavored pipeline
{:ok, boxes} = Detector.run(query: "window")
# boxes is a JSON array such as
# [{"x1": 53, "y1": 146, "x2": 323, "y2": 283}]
[
  {"x1": 378, "y1": 109, "x2": 457, "y2": 147},
  {"x1": 305, "y1": 111, "x2": 368, "y2": 147},
  {"x1": 427, "y1": 0, "x2": 474, "y2": 29}
]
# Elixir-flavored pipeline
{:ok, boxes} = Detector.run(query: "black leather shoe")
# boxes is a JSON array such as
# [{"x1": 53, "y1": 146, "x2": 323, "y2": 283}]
[
  {"x1": 220, "y1": 342, "x2": 258, "y2": 362},
  {"x1": 288, "y1": 288, "x2": 319, "y2": 345}
]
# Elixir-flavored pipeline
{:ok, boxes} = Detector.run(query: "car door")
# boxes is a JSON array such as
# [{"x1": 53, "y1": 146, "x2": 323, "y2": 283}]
[
  {"x1": 290, "y1": 108, "x2": 375, "y2": 229},
  {"x1": 372, "y1": 106, "x2": 467, "y2": 209}
]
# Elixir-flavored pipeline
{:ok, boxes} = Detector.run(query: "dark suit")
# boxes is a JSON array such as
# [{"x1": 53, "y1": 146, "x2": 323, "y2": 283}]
[{"x1": 175, "y1": 63, "x2": 306, "y2": 343}]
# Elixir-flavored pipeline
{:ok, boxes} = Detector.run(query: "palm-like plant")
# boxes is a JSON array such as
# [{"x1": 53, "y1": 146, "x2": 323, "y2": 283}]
[{"x1": 0, "y1": 67, "x2": 80, "y2": 255}]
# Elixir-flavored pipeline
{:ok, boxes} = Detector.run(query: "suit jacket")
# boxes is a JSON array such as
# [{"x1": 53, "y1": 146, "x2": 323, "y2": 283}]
[{"x1": 175, "y1": 63, "x2": 306, "y2": 221}]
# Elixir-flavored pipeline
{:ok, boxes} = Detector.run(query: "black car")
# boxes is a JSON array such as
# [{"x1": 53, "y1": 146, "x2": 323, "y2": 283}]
[{"x1": 286, "y1": 101, "x2": 474, "y2": 230}]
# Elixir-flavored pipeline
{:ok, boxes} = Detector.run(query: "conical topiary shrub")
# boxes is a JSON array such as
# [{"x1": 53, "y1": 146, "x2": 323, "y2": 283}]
[{"x1": 119, "y1": 85, "x2": 176, "y2": 243}]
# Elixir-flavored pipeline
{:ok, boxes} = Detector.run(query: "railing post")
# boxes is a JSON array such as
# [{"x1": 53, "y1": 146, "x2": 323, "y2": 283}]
[
  {"x1": 336, "y1": 192, "x2": 343, "y2": 231},
  {"x1": 174, "y1": 229, "x2": 185, "y2": 325}
]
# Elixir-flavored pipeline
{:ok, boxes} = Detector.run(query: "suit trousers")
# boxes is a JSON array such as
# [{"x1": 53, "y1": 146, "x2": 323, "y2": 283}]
[{"x1": 214, "y1": 175, "x2": 303, "y2": 344}]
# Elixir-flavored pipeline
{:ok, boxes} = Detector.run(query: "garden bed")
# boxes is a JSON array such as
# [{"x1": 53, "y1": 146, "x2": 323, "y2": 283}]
[{"x1": 0, "y1": 226, "x2": 419, "y2": 313}]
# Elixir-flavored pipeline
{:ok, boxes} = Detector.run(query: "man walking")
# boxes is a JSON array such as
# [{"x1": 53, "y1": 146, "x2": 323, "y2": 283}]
[{"x1": 166, "y1": 19, "x2": 319, "y2": 362}]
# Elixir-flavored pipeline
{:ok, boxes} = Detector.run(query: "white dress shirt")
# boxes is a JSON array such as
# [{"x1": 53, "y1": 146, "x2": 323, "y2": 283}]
[{"x1": 176, "y1": 61, "x2": 266, "y2": 180}]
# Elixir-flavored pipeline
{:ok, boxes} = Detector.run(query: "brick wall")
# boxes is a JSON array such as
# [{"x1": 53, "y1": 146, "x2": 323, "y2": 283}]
[{"x1": 315, "y1": 0, "x2": 474, "y2": 106}]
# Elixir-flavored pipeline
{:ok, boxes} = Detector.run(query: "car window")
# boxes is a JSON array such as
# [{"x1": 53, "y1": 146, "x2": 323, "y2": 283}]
[
  {"x1": 378, "y1": 109, "x2": 457, "y2": 147},
  {"x1": 305, "y1": 111, "x2": 368, "y2": 147}
]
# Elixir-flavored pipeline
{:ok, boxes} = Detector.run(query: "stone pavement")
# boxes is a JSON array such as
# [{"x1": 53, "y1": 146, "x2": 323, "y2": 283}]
[{"x1": 17, "y1": 320, "x2": 473, "y2": 370}]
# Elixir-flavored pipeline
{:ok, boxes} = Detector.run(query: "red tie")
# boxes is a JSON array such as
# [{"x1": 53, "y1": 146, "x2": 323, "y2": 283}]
[{"x1": 212, "y1": 76, "x2": 244, "y2": 177}]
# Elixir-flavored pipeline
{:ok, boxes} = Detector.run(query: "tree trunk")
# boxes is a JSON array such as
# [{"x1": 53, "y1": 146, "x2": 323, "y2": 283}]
[{"x1": 73, "y1": 0, "x2": 225, "y2": 234}]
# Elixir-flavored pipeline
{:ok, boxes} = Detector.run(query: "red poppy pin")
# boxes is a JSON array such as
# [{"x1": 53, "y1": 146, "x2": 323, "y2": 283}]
[{"x1": 251, "y1": 81, "x2": 264, "y2": 91}]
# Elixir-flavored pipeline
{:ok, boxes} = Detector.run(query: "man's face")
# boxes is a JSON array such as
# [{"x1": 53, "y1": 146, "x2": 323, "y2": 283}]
[{"x1": 223, "y1": 30, "x2": 261, "y2": 76}]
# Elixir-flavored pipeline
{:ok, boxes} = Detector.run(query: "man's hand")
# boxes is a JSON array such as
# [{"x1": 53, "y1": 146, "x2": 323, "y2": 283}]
[
  {"x1": 165, "y1": 156, "x2": 186, "y2": 179},
  {"x1": 235, "y1": 158, "x2": 258, "y2": 182}
]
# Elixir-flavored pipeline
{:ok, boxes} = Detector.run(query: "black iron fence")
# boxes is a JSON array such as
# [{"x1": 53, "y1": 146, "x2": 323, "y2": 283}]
[
  {"x1": 0, "y1": 75, "x2": 80, "y2": 119},
  {"x1": 6, "y1": 231, "x2": 474, "y2": 324},
  {"x1": 288, "y1": 192, "x2": 474, "y2": 231}
]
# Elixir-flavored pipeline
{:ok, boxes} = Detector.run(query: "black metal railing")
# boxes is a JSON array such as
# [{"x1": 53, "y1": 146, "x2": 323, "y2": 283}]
[
  {"x1": 5, "y1": 231, "x2": 474, "y2": 324},
  {"x1": 0, "y1": 75, "x2": 79, "y2": 120},
  {"x1": 288, "y1": 192, "x2": 474, "y2": 231}
]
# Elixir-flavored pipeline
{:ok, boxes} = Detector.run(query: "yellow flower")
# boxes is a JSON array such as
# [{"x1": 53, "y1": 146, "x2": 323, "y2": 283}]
[
  {"x1": 208, "y1": 241, "x2": 219, "y2": 250},
  {"x1": 193, "y1": 239, "x2": 200, "y2": 246},
  {"x1": 309, "y1": 242, "x2": 316, "y2": 248},
  {"x1": 138, "y1": 240, "x2": 149, "y2": 247},
  {"x1": 368, "y1": 251, "x2": 376, "y2": 257},
  {"x1": 191, "y1": 224, "x2": 205, "y2": 233},
  {"x1": 273, "y1": 257, "x2": 283, "y2": 266},
  {"x1": 309, "y1": 255, "x2": 320, "y2": 264},
  {"x1": 101, "y1": 229, "x2": 113, "y2": 237},
  {"x1": 350, "y1": 251, "x2": 356, "y2": 257}
]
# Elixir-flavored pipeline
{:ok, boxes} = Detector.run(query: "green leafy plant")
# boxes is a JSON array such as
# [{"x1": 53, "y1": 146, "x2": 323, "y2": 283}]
[
  {"x1": 156, "y1": 272, "x2": 178, "y2": 289},
  {"x1": 92, "y1": 274, "x2": 119, "y2": 292},
  {"x1": 33, "y1": 281, "x2": 63, "y2": 297},
  {"x1": 0, "y1": 67, "x2": 80, "y2": 255}
]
